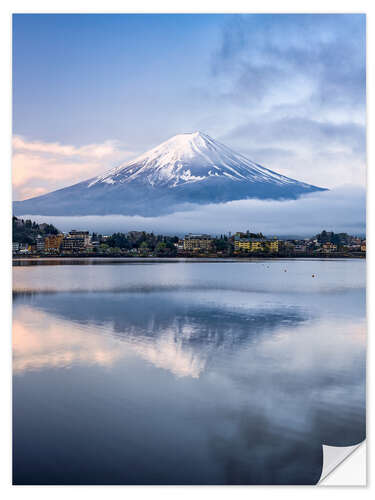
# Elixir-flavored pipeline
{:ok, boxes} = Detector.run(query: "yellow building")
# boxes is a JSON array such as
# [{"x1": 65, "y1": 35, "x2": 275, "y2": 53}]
[
  {"x1": 234, "y1": 237, "x2": 279, "y2": 253},
  {"x1": 234, "y1": 239, "x2": 252, "y2": 252},
  {"x1": 44, "y1": 234, "x2": 64, "y2": 252},
  {"x1": 266, "y1": 238, "x2": 279, "y2": 253},
  {"x1": 235, "y1": 240, "x2": 250, "y2": 251},
  {"x1": 250, "y1": 240, "x2": 264, "y2": 252}
]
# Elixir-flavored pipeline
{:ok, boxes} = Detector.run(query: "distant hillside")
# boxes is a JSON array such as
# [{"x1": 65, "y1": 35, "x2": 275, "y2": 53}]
[{"x1": 12, "y1": 216, "x2": 60, "y2": 244}]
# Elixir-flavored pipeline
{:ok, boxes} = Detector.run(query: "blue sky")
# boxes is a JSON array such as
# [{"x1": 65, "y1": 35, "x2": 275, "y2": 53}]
[
  {"x1": 13, "y1": 14, "x2": 224, "y2": 146},
  {"x1": 13, "y1": 14, "x2": 366, "y2": 214}
]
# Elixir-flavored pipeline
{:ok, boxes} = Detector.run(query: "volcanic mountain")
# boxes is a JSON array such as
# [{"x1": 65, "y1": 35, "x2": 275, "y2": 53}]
[{"x1": 13, "y1": 132, "x2": 327, "y2": 216}]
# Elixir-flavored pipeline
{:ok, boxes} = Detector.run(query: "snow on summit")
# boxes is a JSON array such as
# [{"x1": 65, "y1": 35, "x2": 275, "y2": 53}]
[{"x1": 89, "y1": 132, "x2": 306, "y2": 189}]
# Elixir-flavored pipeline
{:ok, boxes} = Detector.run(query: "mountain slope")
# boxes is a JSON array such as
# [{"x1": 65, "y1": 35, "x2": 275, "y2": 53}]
[{"x1": 13, "y1": 132, "x2": 327, "y2": 216}]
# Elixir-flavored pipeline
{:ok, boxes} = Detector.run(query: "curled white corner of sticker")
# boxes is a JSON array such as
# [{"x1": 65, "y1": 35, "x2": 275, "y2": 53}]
[{"x1": 318, "y1": 441, "x2": 366, "y2": 485}]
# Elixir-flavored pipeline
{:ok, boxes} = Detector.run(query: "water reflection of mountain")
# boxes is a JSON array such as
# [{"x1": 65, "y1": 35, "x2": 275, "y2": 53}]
[
  {"x1": 14, "y1": 291, "x2": 308, "y2": 378},
  {"x1": 13, "y1": 290, "x2": 365, "y2": 485}
]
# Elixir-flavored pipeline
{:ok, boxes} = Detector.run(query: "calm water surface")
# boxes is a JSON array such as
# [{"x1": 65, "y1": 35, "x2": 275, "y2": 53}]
[{"x1": 13, "y1": 258, "x2": 366, "y2": 484}]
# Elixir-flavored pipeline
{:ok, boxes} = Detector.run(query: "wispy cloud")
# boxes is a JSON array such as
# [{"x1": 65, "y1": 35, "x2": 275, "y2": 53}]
[
  {"x1": 12, "y1": 136, "x2": 136, "y2": 200},
  {"x1": 12, "y1": 136, "x2": 123, "y2": 159}
]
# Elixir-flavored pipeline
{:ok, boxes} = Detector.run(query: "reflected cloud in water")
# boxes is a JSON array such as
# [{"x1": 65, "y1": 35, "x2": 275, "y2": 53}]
[{"x1": 13, "y1": 306, "x2": 124, "y2": 374}]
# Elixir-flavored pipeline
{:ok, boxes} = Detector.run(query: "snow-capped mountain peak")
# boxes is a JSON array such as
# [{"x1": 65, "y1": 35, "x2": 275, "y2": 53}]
[
  {"x1": 13, "y1": 131, "x2": 327, "y2": 217},
  {"x1": 88, "y1": 131, "x2": 306, "y2": 189}
]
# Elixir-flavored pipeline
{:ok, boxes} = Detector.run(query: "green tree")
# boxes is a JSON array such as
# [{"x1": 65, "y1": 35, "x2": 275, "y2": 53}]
[
  {"x1": 155, "y1": 241, "x2": 167, "y2": 255},
  {"x1": 99, "y1": 243, "x2": 109, "y2": 252}
]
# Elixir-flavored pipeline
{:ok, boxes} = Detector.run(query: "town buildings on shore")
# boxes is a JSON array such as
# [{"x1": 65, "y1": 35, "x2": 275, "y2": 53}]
[
  {"x1": 14, "y1": 230, "x2": 93, "y2": 255},
  {"x1": 12, "y1": 227, "x2": 366, "y2": 257}
]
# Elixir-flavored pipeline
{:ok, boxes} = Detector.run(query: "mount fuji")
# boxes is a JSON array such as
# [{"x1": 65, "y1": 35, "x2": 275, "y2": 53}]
[{"x1": 13, "y1": 132, "x2": 327, "y2": 216}]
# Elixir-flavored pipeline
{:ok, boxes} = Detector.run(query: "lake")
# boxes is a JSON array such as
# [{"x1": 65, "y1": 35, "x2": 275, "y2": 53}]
[{"x1": 12, "y1": 258, "x2": 366, "y2": 485}]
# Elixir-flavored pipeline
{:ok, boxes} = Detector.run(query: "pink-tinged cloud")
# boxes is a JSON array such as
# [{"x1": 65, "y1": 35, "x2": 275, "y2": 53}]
[
  {"x1": 12, "y1": 306, "x2": 124, "y2": 373},
  {"x1": 12, "y1": 304, "x2": 205, "y2": 377},
  {"x1": 12, "y1": 135, "x2": 136, "y2": 201}
]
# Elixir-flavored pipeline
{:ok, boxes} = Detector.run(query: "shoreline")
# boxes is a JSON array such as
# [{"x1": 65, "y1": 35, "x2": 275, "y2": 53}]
[{"x1": 13, "y1": 253, "x2": 366, "y2": 262}]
